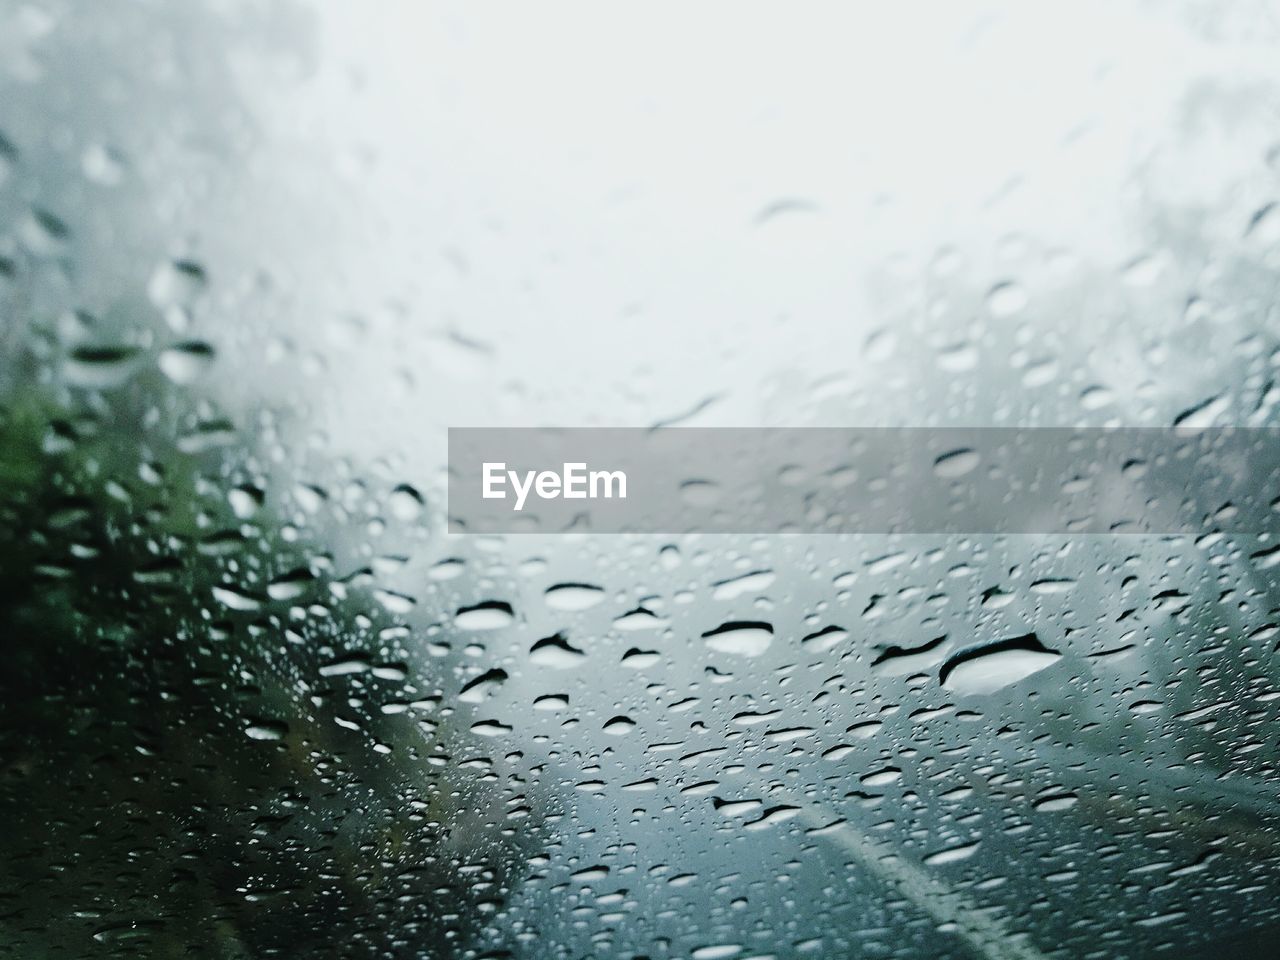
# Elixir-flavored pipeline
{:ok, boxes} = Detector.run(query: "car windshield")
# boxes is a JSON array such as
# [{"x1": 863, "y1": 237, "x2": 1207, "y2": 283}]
[{"x1": 2, "y1": 3, "x2": 1280, "y2": 959}]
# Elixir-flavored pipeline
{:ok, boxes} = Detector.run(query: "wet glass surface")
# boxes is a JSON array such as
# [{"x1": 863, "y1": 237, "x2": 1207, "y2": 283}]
[{"x1": 3, "y1": 3, "x2": 1280, "y2": 958}]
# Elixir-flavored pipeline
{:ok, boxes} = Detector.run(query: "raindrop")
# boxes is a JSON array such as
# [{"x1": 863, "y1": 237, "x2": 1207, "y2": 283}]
[
  {"x1": 456, "y1": 601, "x2": 515, "y2": 630},
  {"x1": 701, "y1": 621, "x2": 773, "y2": 657},
  {"x1": 529, "y1": 633, "x2": 586, "y2": 668},
  {"x1": 244, "y1": 720, "x2": 288, "y2": 741},
  {"x1": 388, "y1": 483, "x2": 425, "y2": 521},
  {"x1": 148, "y1": 259, "x2": 207, "y2": 309},
  {"x1": 870, "y1": 636, "x2": 949, "y2": 676},
  {"x1": 227, "y1": 484, "x2": 264, "y2": 519},
  {"x1": 374, "y1": 589, "x2": 416, "y2": 614},
  {"x1": 82, "y1": 142, "x2": 126, "y2": 185},
  {"x1": 428, "y1": 557, "x2": 466, "y2": 580},
  {"x1": 861, "y1": 767, "x2": 902, "y2": 787},
  {"x1": 936, "y1": 341, "x2": 979, "y2": 372},
  {"x1": 621, "y1": 648, "x2": 661, "y2": 669},
  {"x1": 603, "y1": 716, "x2": 636, "y2": 735},
  {"x1": 711, "y1": 569, "x2": 775, "y2": 601},
  {"x1": 692, "y1": 944, "x2": 743, "y2": 960},
  {"x1": 1173, "y1": 393, "x2": 1229, "y2": 434},
  {"x1": 923, "y1": 841, "x2": 981, "y2": 866},
  {"x1": 19, "y1": 208, "x2": 70, "y2": 255},
  {"x1": 319, "y1": 656, "x2": 371, "y2": 677},
  {"x1": 544, "y1": 582, "x2": 606, "y2": 611},
  {"x1": 62, "y1": 346, "x2": 142, "y2": 389},
  {"x1": 986, "y1": 281, "x2": 1027, "y2": 316},
  {"x1": 1034, "y1": 793, "x2": 1079, "y2": 812},
  {"x1": 1029, "y1": 578, "x2": 1075, "y2": 595},
  {"x1": 800, "y1": 625, "x2": 848, "y2": 652},
  {"x1": 459, "y1": 669, "x2": 508, "y2": 704},
  {"x1": 471, "y1": 719, "x2": 512, "y2": 737},
  {"x1": 939, "y1": 633, "x2": 1061, "y2": 695},
  {"x1": 933, "y1": 448, "x2": 981, "y2": 479},
  {"x1": 158, "y1": 341, "x2": 216, "y2": 383},
  {"x1": 615, "y1": 607, "x2": 668, "y2": 630},
  {"x1": 212, "y1": 584, "x2": 263, "y2": 612},
  {"x1": 267, "y1": 568, "x2": 315, "y2": 601}
]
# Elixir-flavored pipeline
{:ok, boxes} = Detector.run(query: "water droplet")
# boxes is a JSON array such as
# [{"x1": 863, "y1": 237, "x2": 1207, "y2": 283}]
[
  {"x1": 62, "y1": 345, "x2": 142, "y2": 389},
  {"x1": 602, "y1": 715, "x2": 636, "y2": 735},
  {"x1": 1173, "y1": 393, "x2": 1229, "y2": 434},
  {"x1": 702, "y1": 621, "x2": 773, "y2": 657},
  {"x1": 319, "y1": 656, "x2": 371, "y2": 677},
  {"x1": 529, "y1": 633, "x2": 586, "y2": 668},
  {"x1": 82, "y1": 142, "x2": 127, "y2": 185},
  {"x1": 1080, "y1": 385, "x2": 1113, "y2": 409},
  {"x1": 1034, "y1": 793, "x2": 1079, "y2": 812},
  {"x1": 1245, "y1": 201, "x2": 1280, "y2": 243},
  {"x1": 923, "y1": 841, "x2": 981, "y2": 866},
  {"x1": 936, "y1": 341, "x2": 979, "y2": 372},
  {"x1": 19, "y1": 208, "x2": 70, "y2": 255},
  {"x1": 846, "y1": 720, "x2": 882, "y2": 739},
  {"x1": 861, "y1": 767, "x2": 902, "y2": 787},
  {"x1": 621, "y1": 647, "x2": 661, "y2": 669},
  {"x1": 939, "y1": 633, "x2": 1061, "y2": 695},
  {"x1": 933, "y1": 448, "x2": 981, "y2": 479},
  {"x1": 471, "y1": 719, "x2": 513, "y2": 737},
  {"x1": 244, "y1": 720, "x2": 288, "y2": 741},
  {"x1": 711, "y1": 569, "x2": 775, "y2": 601},
  {"x1": 459, "y1": 668, "x2": 508, "y2": 704},
  {"x1": 800, "y1": 625, "x2": 848, "y2": 652},
  {"x1": 158, "y1": 341, "x2": 216, "y2": 384},
  {"x1": 428, "y1": 557, "x2": 466, "y2": 580},
  {"x1": 456, "y1": 601, "x2": 515, "y2": 630},
  {"x1": 614, "y1": 607, "x2": 668, "y2": 630},
  {"x1": 544, "y1": 582, "x2": 605, "y2": 611},
  {"x1": 212, "y1": 584, "x2": 263, "y2": 612},
  {"x1": 1029, "y1": 578, "x2": 1075, "y2": 595},
  {"x1": 680, "y1": 480, "x2": 721, "y2": 507},
  {"x1": 692, "y1": 944, "x2": 743, "y2": 960},
  {"x1": 871, "y1": 636, "x2": 949, "y2": 676},
  {"x1": 388, "y1": 483, "x2": 425, "y2": 521},
  {"x1": 148, "y1": 259, "x2": 207, "y2": 309},
  {"x1": 374, "y1": 589, "x2": 416, "y2": 614},
  {"x1": 986, "y1": 281, "x2": 1027, "y2": 317},
  {"x1": 228, "y1": 484, "x2": 264, "y2": 519},
  {"x1": 267, "y1": 568, "x2": 315, "y2": 601}
]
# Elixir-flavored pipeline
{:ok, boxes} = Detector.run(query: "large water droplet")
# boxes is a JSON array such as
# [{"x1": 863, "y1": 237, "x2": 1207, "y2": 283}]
[
  {"x1": 702, "y1": 621, "x2": 773, "y2": 657},
  {"x1": 529, "y1": 633, "x2": 586, "y2": 668},
  {"x1": 158, "y1": 341, "x2": 216, "y2": 384},
  {"x1": 456, "y1": 601, "x2": 515, "y2": 630},
  {"x1": 933, "y1": 448, "x2": 981, "y2": 479},
  {"x1": 544, "y1": 582, "x2": 605, "y2": 611},
  {"x1": 939, "y1": 633, "x2": 1061, "y2": 694}
]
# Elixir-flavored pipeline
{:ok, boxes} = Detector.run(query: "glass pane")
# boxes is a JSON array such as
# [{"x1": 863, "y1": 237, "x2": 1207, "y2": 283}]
[{"x1": 2, "y1": 3, "x2": 1279, "y2": 958}]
